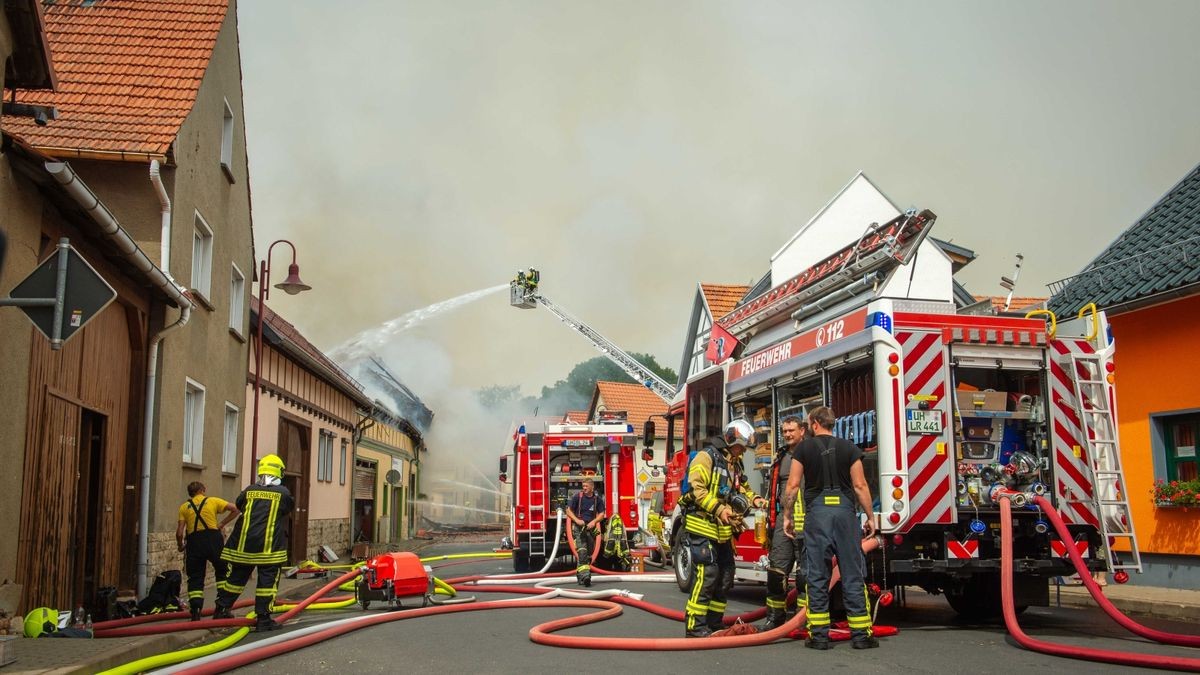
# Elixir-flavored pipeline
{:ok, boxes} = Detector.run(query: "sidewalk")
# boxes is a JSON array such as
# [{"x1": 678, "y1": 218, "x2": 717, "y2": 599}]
[{"x1": 1051, "y1": 579, "x2": 1200, "y2": 623}]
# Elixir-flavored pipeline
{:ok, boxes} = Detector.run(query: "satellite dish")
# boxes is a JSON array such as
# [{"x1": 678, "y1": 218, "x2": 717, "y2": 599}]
[{"x1": 385, "y1": 469, "x2": 402, "y2": 485}]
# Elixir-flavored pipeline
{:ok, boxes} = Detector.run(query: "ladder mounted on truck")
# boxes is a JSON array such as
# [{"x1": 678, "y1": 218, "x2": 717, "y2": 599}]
[
  {"x1": 510, "y1": 270, "x2": 676, "y2": 403},
  {"x1": 1069, "y1": 344, "x2": 1142, "y2": 573}
]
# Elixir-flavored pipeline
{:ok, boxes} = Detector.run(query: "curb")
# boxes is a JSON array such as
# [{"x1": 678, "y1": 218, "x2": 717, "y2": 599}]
[
  {"x1": 1053, "y1": 587, "x2": 1200, "y2": 623},
  {"x1": 7, "y1": 629, "x2": 210, "y2": 675}
]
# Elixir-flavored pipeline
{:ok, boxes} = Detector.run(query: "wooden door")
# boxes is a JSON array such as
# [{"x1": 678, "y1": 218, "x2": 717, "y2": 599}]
[
  {"x1": 279, "y1": 418, "x2": 310, "y2": 563},
  {"x1": 18, "y1": 392, "x2": 82, "y2": 610}
]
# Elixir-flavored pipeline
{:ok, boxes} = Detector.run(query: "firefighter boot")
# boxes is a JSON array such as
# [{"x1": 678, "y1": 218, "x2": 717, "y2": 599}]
[
  {"x1": 255, "y1": 616, "x2": 283, "y2": 632},
  {"x1": 759, "y1": 608, "x2": 788, "y2": 631},
  {"x1": 705, "y1": 611, "x2": 725, "y2": 632},
  {"x1": 190, "y1": 606, "x2": 202, "y2": 622},
  {"x1": 852, "y1": 636, "x2": 880, "y2": 649},
  {"x1": 685, "y1": 614, "x2": 713, "y2": 638},
  {"x1": 211, "y1": 605, "x2": 233, "y2": 621}
]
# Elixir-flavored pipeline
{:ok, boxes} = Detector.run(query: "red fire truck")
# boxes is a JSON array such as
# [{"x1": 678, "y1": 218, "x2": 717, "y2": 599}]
[
  {"x1": 500, "y1": 414, "x2": 645, "y2": 572},
  {"x1": 653, "y1": 209, "x2": 1141, "y2": 617}
]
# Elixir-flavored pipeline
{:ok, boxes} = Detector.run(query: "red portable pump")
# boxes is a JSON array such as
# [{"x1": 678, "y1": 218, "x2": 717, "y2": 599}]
[{"x1": 357, "y1": 552, "x2": 432, "y2": 610}]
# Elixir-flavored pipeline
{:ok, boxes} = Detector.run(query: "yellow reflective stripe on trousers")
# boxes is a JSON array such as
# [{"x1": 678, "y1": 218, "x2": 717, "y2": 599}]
[
  {"x1": 264, "y1": 496, "x2": 280, "y2": 557},
  {"x1": 807, "y1": 611, "x2": 831, "y2": 627},
  {"x1": 709, "y1": 600, "x2": 726, "y2": 613},
  {"x1": 686, "y1": 562, "x2": 708, "y2": 617},
  {"x1": 187, "y1": 590, "x2": 204, "y2": 599},
  {"x1": 237, "y1": 496, "x2": 254, "y2": 552},
  {"x1": 766, "y1": 597, "x2": 786, "y2": 609}
]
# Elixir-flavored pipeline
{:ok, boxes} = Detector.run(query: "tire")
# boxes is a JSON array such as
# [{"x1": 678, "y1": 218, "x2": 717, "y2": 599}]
[
  {"x1": 513, "y1": 540, "x2": 530, "y2": 573},
  {"x1": 528, "y1": 555, "x2": 545, "y2": 573},
  {"x1": 944, "y1": 576, "x2": 1027, "y2": 620},
  {"x1": 672, "y1": 529, "x2": 695, "y2": 593}
]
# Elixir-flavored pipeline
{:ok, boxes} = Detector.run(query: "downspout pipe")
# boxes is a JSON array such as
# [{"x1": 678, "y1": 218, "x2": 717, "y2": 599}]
[
  {"x1": 44, "y1": 161, "x2": 194, "y2": 597},
  {"x1": 149, "y1": 160, "x2": 173, "y2": 276}
]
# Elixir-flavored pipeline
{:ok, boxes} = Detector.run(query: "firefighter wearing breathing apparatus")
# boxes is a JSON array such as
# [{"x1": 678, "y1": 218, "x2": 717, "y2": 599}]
[
  {"x1": 681, "y1": 419, "x2": 766, "y2": 638},
  {"x1": 784, "y1": 406, "x2": 879, "y2": 650},
  {"x1": 760, "y1": 415, "x2": 809, "y2": 631},
  {"x1": 212, "y1": 454, "x2": 294, "y2": 631}
]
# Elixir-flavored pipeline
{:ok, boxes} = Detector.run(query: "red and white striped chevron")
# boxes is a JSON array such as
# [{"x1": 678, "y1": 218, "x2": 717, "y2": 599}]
[
  {"x1": 897, "y1": 330, "x2": 955, "y2": 529},
  {"x1": 946, "y1": 539, "x2": 979, "y2": 559},
  {"x1": 1049, "y1": 338, "x2": 1099, "y2": 528}
]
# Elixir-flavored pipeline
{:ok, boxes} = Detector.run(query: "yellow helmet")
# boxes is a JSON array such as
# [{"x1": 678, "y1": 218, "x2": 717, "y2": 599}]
[
  {"x1": 258, "y1": 453, "x2": 285, "y2": 478},
  {"x1": 24, "y1": 606, "x2": 59, "y2": 637}
]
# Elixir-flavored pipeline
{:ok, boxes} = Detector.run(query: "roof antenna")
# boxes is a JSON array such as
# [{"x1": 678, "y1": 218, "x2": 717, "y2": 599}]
[{"x1": 999, "y1": 253, "x2": 1024, "y2": 312}]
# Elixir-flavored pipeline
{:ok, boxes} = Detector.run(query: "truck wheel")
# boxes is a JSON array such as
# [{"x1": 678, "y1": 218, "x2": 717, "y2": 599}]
[
  {"x1": 944, "y1": 576, "x2": 1027, "y2": 620},
  {"x1": 672, "y1": 530, "x2": 694, "y2": 593},
  {"x1": 528, "y1": 554, "x2": 545, "y2": 572},
  {"x1": 513, "y1": 545, "x2": 530, "y2": 573}
]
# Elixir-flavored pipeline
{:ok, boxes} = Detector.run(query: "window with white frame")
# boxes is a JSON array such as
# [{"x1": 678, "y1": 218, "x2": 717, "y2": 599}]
[
  {"x1": 222, "y1": 403, "x2": 240, "y2": 473},
  {"x1": 191, "y1": 212, "x2": 213, "y2": 298},
  {"x1": 318, "y1": 431, "x2": 335, "y2": 482},
  {"x1": 221, "y1": 98, "x2": 235, "y2": 175},
  {"x1": 184, "y1": 379, "x2": 206, "y2": 464},
  {"x1": 229, "y1": 264, "x2": 245, "y2": 334}
]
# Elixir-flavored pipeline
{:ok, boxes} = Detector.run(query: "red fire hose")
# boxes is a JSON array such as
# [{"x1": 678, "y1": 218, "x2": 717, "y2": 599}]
[
  {"x1": 1032, "y1": 495, "x2": 1200, "y2": 648},
  {"x1": 1000, "y1": 497, "x2": 1200, "y2": 671}
]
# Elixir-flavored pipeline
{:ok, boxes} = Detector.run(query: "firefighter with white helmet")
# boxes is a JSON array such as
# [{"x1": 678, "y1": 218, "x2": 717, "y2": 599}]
[
  {"x1": 211, "y1": 453, "x2": 294, "y2": 631},
  {"x1": 680, "y1": 418, "x2": 766, "y2": 637}
]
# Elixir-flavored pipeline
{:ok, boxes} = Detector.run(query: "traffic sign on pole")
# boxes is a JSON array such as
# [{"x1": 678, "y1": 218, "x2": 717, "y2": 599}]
[{"x1": 0, "y1": 238, "x2": 116, "y2": 349}]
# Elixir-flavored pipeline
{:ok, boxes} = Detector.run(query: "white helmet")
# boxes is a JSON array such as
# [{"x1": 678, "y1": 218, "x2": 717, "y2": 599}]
[{"x1": 723, "y1": 419, "x2": 756, "y2": 450}]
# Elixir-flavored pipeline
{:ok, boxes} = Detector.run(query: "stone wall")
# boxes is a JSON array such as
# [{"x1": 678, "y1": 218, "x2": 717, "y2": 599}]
[
  {"x1": 307, "y1": 518, "x2": 351, "y2": 560},
  {"x1": 148, "y1": 531, "x2": 182, "y2": 578}
]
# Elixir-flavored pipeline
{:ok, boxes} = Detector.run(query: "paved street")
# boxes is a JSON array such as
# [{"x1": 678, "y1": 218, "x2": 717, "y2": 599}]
[{"x1": 225, "y1": 540, "x2": 1200, "y2": 674}]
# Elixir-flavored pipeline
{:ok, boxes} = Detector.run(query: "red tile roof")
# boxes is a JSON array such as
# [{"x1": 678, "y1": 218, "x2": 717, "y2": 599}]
[
  {"x1": 590, "y1": 381, "x2": 682, "y2": 438},
  {"x1": 974, "y1": 295, "x2": 1047, "y2": 312},
  {"x1": 563, "y1": 410, "x2": 590, "y2": 423},
  {"x1": 700, "y1": 283, "x2": 750, "y2": 321},
  {"x1": 5, "y1": 0, "x2": 228, "y2": 157}
]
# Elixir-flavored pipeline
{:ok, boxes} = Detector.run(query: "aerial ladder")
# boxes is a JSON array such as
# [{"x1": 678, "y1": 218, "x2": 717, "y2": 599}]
[{"x1": 510, "y1": 268, "x2": 675, "y2": 403}]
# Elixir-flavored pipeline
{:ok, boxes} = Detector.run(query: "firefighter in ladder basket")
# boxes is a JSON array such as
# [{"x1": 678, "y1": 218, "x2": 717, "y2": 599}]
[
  {"x1": 567, "y1": 477, "x2": 605, "y2": 586},
  {"x1": 212, "y1": 454, "x2": 294, "y2": 631},
  {"x1": 760, "y1": 416, "x2": 809, "y2": 630},
  {"x1": 784, "y1": 406, "x2": 879, "y2": 650},
  {"x1": 682, "y1": 420, "x2": 767, "y2": 637}
]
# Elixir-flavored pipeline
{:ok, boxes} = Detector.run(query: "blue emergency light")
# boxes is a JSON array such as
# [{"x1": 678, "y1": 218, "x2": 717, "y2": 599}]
[{"x1": 867, "y1": 311, "x2": 893, "y2": 334}]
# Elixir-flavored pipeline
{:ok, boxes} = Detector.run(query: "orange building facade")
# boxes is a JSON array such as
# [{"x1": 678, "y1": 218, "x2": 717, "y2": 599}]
[{"x1": 1110, "y1": 295, "x2": 1200, "y2": 570}]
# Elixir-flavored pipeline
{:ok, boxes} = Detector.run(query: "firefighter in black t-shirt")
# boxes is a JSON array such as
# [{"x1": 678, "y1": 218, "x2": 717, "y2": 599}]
[
  {"x1": 567, "y1": 477, "x2": 605, "y2": 586},
  {"x1": 783, "y1": 406, "x2": 879, "y2": 650}
]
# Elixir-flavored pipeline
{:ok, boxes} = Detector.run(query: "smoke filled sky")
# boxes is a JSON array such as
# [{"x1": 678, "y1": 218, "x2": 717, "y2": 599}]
[{"x1": 238, "y1": 0, "x2": 1200, "y2": 396}]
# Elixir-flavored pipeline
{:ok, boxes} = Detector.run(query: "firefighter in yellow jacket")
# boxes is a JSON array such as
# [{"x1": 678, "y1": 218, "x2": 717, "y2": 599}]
[
  {"x1": 212, "y1": 454, "x2": 294, "y2": 631},
  {"x1": 681, "y1": 419, "x2": 766, "y2": 637}
]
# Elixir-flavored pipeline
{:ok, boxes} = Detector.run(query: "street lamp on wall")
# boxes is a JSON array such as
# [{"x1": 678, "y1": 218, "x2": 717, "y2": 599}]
[{"x1": 251, "y1": 239, "x2": 311, "y2": 467}]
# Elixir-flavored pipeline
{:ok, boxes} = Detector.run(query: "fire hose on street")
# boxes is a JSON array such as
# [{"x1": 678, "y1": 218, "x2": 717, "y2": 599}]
[{"x1": 999, "y1": 495, "x2": 1200, "y2": 672}]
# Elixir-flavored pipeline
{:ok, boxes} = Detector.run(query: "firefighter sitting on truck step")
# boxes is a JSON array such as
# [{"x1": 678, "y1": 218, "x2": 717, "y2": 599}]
[
  {"x1": 567, "y1": 478, "x2": 605, "y2": 586},
  {"x1": 212, "y1": 454, "x2": 294, "y2": 631},
  {"x1": 784, "y1": 406, "x2": 879, "y2": 650},
  {"x1": 760, "y1": 416, "x2": 809, "y2": 631},
  {"x1": 681, "y1": 420, "x2": 766, "y2": 638}
]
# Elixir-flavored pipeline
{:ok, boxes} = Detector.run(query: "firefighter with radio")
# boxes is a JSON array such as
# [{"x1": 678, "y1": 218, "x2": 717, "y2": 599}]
[
  {"x1": 784, "y1": 406, "x2": 879, "y2": 650},
  {"x1": 760, "y1": 415, "x2": 809, "y2": 631},
  {"x1": 176, "y1": 481, "x2": 240, "y2": 621},
  {"x1": 212, "y1": 454, "x2": 294, "y2": 631},
  {"x1": 681, "y1": 419, "x2": 767, "y2": 638},
  {"x1": 567, "y1": 477, "x2": 605, "y2": 586}
]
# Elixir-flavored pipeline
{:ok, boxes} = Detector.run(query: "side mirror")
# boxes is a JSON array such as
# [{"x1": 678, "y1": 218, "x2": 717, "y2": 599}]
[
  {"x1": 641, "y1": 448, "x2": 654, "y2": 463},
  {"x1": 643, "y1": 420, "x2": 656, "y2": 447},
  {"x1": 499, "y1": 456, "x2": 508, "y2": 483}
]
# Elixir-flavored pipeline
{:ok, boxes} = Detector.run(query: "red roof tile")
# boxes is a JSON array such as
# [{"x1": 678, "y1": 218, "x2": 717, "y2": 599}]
[
  {"x1": 973, "y1": 295, "x2": 1047, "y2": 312},
  {"x1": 590, "y1": 381, "x2": 682, "y2": 438},
  {"x1": 4, "y1": 0, "x2": 228, "y2": 156},
  {"x1": 563, "y1": 410, "x2": 590, "y2": 423},
  {"x1": 700, "y1": 283, "x2": 750, "y2": 321}
]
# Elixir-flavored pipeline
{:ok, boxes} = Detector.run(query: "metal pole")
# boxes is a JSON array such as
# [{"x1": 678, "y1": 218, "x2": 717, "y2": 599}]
[
  {"x1": 251, "y1": 258, "x2": 269, "y2": 468},
  {"x1": 51, "y1": 237, "x2": 69, "y2": 350}
]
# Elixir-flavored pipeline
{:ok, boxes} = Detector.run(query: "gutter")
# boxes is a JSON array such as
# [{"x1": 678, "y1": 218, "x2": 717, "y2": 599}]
[
  {"x1": 149, "y1": 160, "x2": 173, "y2": 276},
  {"x1": 43, "y1": 161, "x2": 194, "y2": 597}
]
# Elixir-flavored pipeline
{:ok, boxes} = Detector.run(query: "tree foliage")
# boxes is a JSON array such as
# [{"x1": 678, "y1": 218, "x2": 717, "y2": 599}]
[{"x1": 476, "y1": 352, "x2": 677, "y2": 415}]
